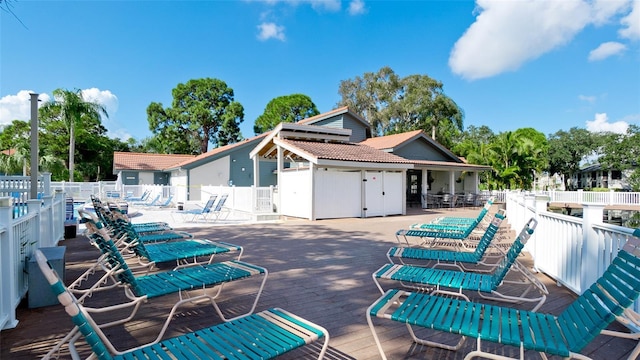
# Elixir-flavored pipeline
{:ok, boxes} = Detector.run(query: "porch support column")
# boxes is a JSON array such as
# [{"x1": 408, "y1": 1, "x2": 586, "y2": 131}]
[
  {"x1": 276, "y1": 146, "x2": 283, "y2": 214},
  {"x1": 252, "y1": 155, "x2": 260, "y2": 187},
  {"x1": 472, "y1": 172, "x2": 479, "y2": 193},
  {"x1": 401, "y1": 170, "x2": 407, "y2": 215},
  {"x1": 309, "y1": 163, "x2": 315, "y2": 220},
  {"x1": 421, "y1": 168, "x2": 429, "y2": 208},
  {"x1": 448, "y1": 171, "x2": 456, "y2": 194}
]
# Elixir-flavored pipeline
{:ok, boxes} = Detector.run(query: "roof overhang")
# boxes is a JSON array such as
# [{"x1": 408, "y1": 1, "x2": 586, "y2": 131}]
[{"x1": 411, "y1": 160, "x2": 492, "y2": 171}]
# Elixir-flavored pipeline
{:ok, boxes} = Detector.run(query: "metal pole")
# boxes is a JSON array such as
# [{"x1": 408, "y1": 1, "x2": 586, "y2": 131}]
[{"x1": 30, "y1": 93, "x2": 39, "y2": 199}]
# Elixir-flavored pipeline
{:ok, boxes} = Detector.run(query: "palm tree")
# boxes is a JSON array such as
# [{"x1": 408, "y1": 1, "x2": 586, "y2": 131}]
[{"x1": 40, "y1": 89, "x2": 108, "y2": 182}]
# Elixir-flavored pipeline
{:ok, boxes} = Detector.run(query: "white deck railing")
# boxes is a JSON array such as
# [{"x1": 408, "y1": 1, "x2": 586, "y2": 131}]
[
  {"x1": 0, "y1": 191, "x2": 66, "y2": 331},
  {"x1": 505, "y1": 192, "x2": 639, "y2": 316}
]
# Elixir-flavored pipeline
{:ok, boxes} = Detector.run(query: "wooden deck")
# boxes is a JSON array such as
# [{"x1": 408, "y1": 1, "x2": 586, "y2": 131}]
[{"x1": 2, "y1": 206, "x2": 638, "y2": 359}]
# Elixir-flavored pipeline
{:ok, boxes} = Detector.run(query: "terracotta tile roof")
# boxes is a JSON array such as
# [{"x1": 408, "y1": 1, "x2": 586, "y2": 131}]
[
  {"x1": 281, "y1": 140, "x2": 412, "y2": 164},
  {"x1": 113, "y1": 152, "x2": 195, "y2": 171},
  {"x1": 173, "y1": 134, "x2": 269, "y2": 168},
  {"x1": 359, "y1": 130, "x2": 423, "y2": 150}
]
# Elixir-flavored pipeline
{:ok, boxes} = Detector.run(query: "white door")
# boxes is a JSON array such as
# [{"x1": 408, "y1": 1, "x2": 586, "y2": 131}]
[
  {"x1": 364, "y1": 171, "x2": 403, "y2": 217},
  {"x1": 364, "y1": 171, "x2": 384, "y2": 217},
  {"x1": 383, "y1": 171, "x2": 403, "y2": 215}
]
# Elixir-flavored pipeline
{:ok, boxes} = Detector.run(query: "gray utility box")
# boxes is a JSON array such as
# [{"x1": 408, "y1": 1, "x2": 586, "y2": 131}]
[{"x1": 27, "y1": 246, "x2": 66, "y2": 308}]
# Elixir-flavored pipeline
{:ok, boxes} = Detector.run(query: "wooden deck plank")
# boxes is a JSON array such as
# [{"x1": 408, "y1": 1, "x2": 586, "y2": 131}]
[{"x1": 1, "y1": 205, "x2": 638, "y2": 359}]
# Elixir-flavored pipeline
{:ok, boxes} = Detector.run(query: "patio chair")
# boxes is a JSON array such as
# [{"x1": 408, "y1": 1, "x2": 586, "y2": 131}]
[
  {"x1": 81, "y1": 210, "x2": 243, "y2": 270},
  {"x1": 209, "y1": 193, "x2": 230, "y2": 222},
  {"x1": 92, "y1": 195, "x2": 171, "y2": 234},
  {"x1": 397, "y1": 221, "x2": 486, "y2": 248},
  {"x1": 35, "y1": 249, "x2": 329, "y2": 360},
  {"x1": 92, "y1": 199, "x2": 192, "y2": 243},
  {"x1": 387, "y1": 209, "x2": 506, "y2": 269},
  {"x1": 411, "y1": 196, "x2": 495, "y2": 229},
  {"x1": 440, "y1": 193, "x2": 457, "y2": 209},
  {"x1": 375, "y1": 218, "x2": 548, "y2": 311},
  {"x1": 366, "y1": 230, "x2": 640, "y2": 360},
  {"x1": 173, "y1": 194, "x2": 218, "y2": 222},
  {"x1": 129, "y1": 193, "x2": 160, "y2": 207},
  {"x1": 123, "y1": 190, "x2": 149, "y2": 202},
  {"x1": 70, "y1": 214, "x2": 268, "y2": 337},
  {"x1": 143, "y1": 194, "x2": 173, "y2": 208}
]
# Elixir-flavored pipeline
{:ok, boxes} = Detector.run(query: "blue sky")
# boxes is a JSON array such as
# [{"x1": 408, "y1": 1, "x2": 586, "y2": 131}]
[{"x1": 1, "y1": 0, "x2": 639, "y2": 146}]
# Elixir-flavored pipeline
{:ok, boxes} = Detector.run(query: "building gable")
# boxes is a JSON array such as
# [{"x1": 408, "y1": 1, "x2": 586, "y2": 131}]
[{"x1": 298, "y1": 106, "x2": 371, "y2": 142}]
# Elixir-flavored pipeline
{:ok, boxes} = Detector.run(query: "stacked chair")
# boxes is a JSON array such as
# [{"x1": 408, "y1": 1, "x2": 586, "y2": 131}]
[
  {"x1": 400, "y1": 197, "x2": 496, "y2": 248},
  {"x1": 367, "y1": 230, "x2": 640, "y2": 360},
  {"x1": 39, "y1": 194, "x2": 329, "y2": 360},
  {"x1": 375, "y1": 218, "x2": 548, "y2": 311},
  {"x1": 366, "y1": 201, "x2": 640, "y2": 359}
]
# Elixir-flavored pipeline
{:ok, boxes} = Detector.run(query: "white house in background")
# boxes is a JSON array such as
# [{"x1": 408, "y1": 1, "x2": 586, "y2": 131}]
[
  {"x1": 250, "y1": 122, "x2": 413, "y2": 220},
  {"x1": 113, "y1": 152, "x2": 195, "y2": 186},
  {"x1": 571, "y1": 164, "x2": 635, "y2": 191}
]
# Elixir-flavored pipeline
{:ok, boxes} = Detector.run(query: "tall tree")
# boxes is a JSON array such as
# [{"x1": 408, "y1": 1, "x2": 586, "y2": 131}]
[
  {"x1": 254, "y1": 94, "x2": 319, "y2": 134},
  {"x1": 547, "y1": 127, "x2": 595, "y2": 190},
  {"x1": 147, "y1": 78, "x2": 244, "y2": 154},
  {"x1": 337, "y1": 66, "x2": 464, "y2": 148},
  {"x1": 39, "y1": 89, "x2": 108, "y2": 182},
  {"x1": 598, "y1": 125, "x2": 640, "y2": 191},
  {"x1": 0, "y1": 120, "x2": 31, "y2": 175}
]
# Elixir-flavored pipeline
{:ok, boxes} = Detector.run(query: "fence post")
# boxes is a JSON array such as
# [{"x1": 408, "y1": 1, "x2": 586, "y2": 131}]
[
  {"x1": 530, "y1": 195, "x2": 550, "y2": 271},
  {"x1": 0, "y1": 197, "x2": 18, "y2": 329},
  {"x1": 581, "y1": 203, "x2": 605, "y2": 294},
  {"x1": 27, "y1": 199, "x2": 42, "y2": 249}
]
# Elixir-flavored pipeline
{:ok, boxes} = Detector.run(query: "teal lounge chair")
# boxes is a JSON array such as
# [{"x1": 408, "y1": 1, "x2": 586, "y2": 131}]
[
  {"x1": 387, "y1": 209, "x2": 506, "y2": 270},
  {"x1": 70, "y1": 215, "x2": 268, "y2": 341},
  {"x1": 35, "y1": 249, "x2": 329, "y2": 360},
  {"x1": 375, "y1": 218, "x2": 548, "y2": 311},
  {"x1": 81, "y1": 210, "x2": 243, "y2": 270},
  {"x1": 367, "y1": 230, "x2": 640, "y2": 360},
  {"x1": 411, "y1": 196, "x2": 495, "y2": 229}
]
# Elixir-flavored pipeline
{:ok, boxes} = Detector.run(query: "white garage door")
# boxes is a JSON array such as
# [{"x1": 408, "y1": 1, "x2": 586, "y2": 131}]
[{"x1": 315, "y1": 169, "x2": 361, "y2": 219}]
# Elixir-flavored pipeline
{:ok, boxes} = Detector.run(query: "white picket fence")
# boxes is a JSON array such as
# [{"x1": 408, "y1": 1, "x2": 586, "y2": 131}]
[
  {"x1": 505, "y1": 192, "x2": 639, "y2": 320},
  {"x1": 0, "y1": 191, "x2": 66, "y2": 330}
]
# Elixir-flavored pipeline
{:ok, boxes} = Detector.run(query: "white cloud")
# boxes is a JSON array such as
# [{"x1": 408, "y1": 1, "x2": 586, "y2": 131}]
[
  {"x1": 449, "y1": 0, "x2": 591, "y2": 80},
  {"x1": 590, "y1": 0, "x2": 630, "y2": 26},
  {"x1": 108, "y1": 128, "x2": 133, "y2": 141},
  {"x1": 449, "y1": 0, "x2": 637, "y2": 80},
  {"x1": 586, "y1": 113, "x2": 629, "y2": 134},
  {"x1": 348, "y1": 0, "x2": 366, "y2": 15},
  {"x1": 0, "y1": 90, "x2": 50, "y2": 126},
  {"x1": 257, "y1": 0, "x2": 341, "y2": 12},
  {"x1": 257, "y1": 22, "x2": 286, "y2": 41},
  {"x1": 578, "y1": 94, "x2": 597, "y2": 103},
  {"x1": 619, "y1": 0, "x2": 640, "y2": 39},
  {"x1": 588, "y1": 41, "x2": 627, "y2": 61},
  {"x1": 80, "y1": 88, "x2": 119, "y2": 118}
]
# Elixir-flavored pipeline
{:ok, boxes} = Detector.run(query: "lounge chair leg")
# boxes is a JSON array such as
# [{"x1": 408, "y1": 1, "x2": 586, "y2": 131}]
[
  {"x1": 406, "y1": 324, "x2": 467, "y2": 350},
  {"x1": 365, "y1": 306, "x2": 390, "y2": 360}
]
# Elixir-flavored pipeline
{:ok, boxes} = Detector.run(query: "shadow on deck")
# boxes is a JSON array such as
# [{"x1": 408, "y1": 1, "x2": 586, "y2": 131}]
[{"x1": 1, "y1": 205, "x2": 638, "y2": 359}]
